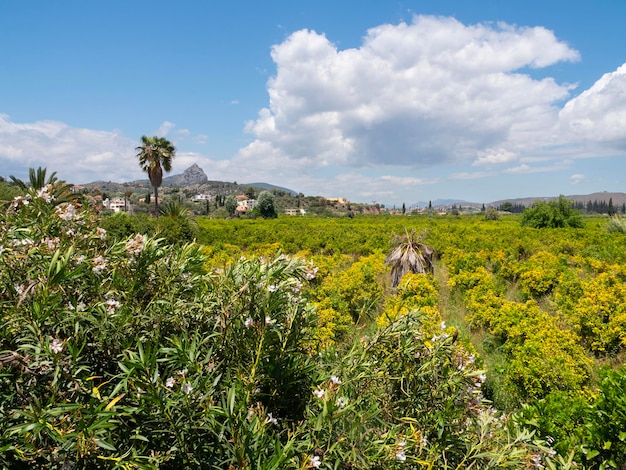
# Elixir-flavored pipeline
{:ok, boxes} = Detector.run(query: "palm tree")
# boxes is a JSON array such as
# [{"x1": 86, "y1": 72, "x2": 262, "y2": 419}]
[
  {"x1": 10, "y1": 166, "x2": 58, "y2": 190},
  {"x1": 9, "y1": 167, "x2": 73, "y2": 204},
  {"x1": 135, "y1": 135, "x2": 176, "y2": 216},
  {"x1": 385, "y1": 229, "x2": 435, "y2": 288},
  {"x1": 159, "y1": 200, "x2": 194, "y2": 220},
  {"x1": 124, "y1": 190, "x2": 133, "y2": 213}
]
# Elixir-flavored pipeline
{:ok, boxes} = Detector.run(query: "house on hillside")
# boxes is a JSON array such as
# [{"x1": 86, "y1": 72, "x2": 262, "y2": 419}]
[
  {"x1": 192, "y1": 193, "x2": 213, "y2": 202},
  {"x1": 236, "y1": 195, "x2": 258, "y2": 213},
  {"x1": 103, "y1": 197, "x2": 127, "y2": 213},
  {"x1": 285, "y1": 208, "x2": 307, "y2": 216},
  {"x1": 325, "y1": 197, "x2": 348, "y2": 205}
]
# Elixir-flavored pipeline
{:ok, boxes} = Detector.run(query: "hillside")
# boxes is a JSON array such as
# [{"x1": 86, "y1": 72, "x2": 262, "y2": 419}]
[
  {"x1": 490, "y1": 191, "x2": 626, "y2": 207},
  {"x1": 78, "y1": 164, "x2": 626, "y2": 211},
  {"x1": 82, "y1": 164, "x2": 298, "y2": 198}
]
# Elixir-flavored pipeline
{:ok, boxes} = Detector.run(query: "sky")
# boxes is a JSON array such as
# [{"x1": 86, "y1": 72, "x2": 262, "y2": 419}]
[{"x1": 1, "y1": 1, "x2": 626, "y2": 206}]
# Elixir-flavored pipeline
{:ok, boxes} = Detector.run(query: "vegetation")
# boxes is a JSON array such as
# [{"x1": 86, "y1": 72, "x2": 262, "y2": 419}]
[
  {"x1": 9, "y1": 166, "x2": 73, "y2": 204},
  {"x1": 385, "y1": 229, "x2": 435, "y2": 287},
  {"x1": 521, "y1": 195, "x2": 584, "y2": 228},
  {"x1": 256, "y1": 190, "x2": 277, "y2": 218},
  {"x1": 0, "y1": 187, "x2": 561, "y2": 469},
  {"x1": 4, "y1": 168, "x2": 626, "y2": 468},
  {"x1": 607, "y1": 214, "x2": 626, "y2": 233},
  {"x1": 135, "y1": 135, "x2": 176, "y2": 215}
]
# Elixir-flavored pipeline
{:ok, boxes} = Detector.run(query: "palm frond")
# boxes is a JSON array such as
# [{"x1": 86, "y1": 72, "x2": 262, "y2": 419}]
[{"x1": 385, "y1": 229, "x2": 435, "y2": 287}]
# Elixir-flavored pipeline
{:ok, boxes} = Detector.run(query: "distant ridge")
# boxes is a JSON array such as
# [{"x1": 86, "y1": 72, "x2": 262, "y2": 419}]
[
  {"x1": 82, "y1": 165, "x2": 299, "y2": 198},
  {"x1": 406, "y1": 193, "x2": 626, "y2": 210},
  {"x1": 80, "y1": 165, "x2": 625, "y2": 207},
  {"x1": 411, "y1": 199, "x2": 473, "y2": 208},
  {"x1": 244, "y1": 182, "x2": 298, "y2": 196},
  {"x1": 489, "y1": 192, "x2": 626, "y2": 207}
]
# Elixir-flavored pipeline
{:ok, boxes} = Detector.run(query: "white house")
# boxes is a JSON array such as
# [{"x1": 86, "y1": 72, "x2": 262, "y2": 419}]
[
  {"x1": 103, "y1": 197, "x2": 127, "y2": 213},
  {"x1": 192, "y1": 194, "x2": 213, "y2": 202},
  {"x1": 285, "y1": 208, "x2": 307, "y2": 216},
  {"x1": 235, "y1": 195, "x2": 258, "y2": 212}
]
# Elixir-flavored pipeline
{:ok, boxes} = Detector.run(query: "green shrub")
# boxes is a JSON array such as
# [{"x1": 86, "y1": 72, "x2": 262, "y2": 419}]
[
  {"x1": 0, "y1": 189, "x2": 559, "y2": 468},
  {"x1": 521, "y1": 195, "x2": 583, "y2": 229}
]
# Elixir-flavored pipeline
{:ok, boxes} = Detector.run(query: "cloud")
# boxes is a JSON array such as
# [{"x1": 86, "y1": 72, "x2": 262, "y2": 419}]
[
  {"x1": 473, "y1": 148, "x2": 519, "y2": 166},
  {"x1": 4, "y1": 14, "x2": 626, "y2": 205},
  {"x1": 503, "y1": 161, "x2": 571, "y2": 174},
  {"x1": 558, "y1": 64, "x2": 626, "y2": 152},
  {"x1": 449, "y1": 171, "x2": 494, "y2": 180},
  {"x1": 379, "y1": 175, "x2": 439, "y2": 186},
  {"x1": 0, "y1": 114, "x2": 138, "y2": 182},
  {"x1": 0, "y1": 115, "x2": 216, "y2": 185},
  {"x1": 239, "y1": 15, "x2": 580, "y2": 172},
  {"x1": 156, "y1": 121, "x2": 176, "y2": 137},
  {"x1": 570, "y1": 174, "x2": 585, "y2": 185}
]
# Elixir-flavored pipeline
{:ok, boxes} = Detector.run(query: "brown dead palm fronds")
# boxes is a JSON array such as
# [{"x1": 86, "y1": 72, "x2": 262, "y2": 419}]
[{"x1": 385, "y1": 228, "x2": 435, "y2": 287}]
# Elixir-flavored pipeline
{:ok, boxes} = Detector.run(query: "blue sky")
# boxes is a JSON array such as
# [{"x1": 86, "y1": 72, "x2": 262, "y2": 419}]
[{"x1": 2, "y1": 1, "x2": 626, "y2": 205}]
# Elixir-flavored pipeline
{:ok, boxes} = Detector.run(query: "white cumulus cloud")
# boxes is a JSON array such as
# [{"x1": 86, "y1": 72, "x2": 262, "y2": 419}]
[
  {"x1": 559, "y1": 64, "x2": 626, "y2": 152},
  {"x1": 0, "y1": 114, "x2": 137, "y2": 182},
  {"x1": 237, "y1": 15, "x2": 580, "y2": 173},
  {"x1": 570, "y1": 174, "x2": 585, "y2": 185}
]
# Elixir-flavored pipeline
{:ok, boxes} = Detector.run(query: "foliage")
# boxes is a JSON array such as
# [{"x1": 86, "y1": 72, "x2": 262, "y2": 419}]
[
  {"x1": 385, "y1": 229, "x2": 435, "y2": 287},
  {"x1": 98, "y1": 211, "x2": 197, "y2": 246},
  {"x1": 564, "y1": 272, "x2": 626, "y2": 355},
  {"x1": 446, "y1": 250, "x2": 593, "y2": 406},
  {"x1": 521, "y1": 195, "x2": 584, "y2": 228},
  {"x1": 308, "y1": 254, "x2": 387, "y2": 346},
  {"x1": 378, "y1": 272, "x2": 440, "y2": 329},
  {"x1": 606, "y1": 214, "x2": 626, "y2": 233},
  {"x1": 517, "y1": 367, "x2": 626, "y2": 469},
  {"x1": 484, "y1": 208, "x2": 500, "y2": 220},
  {"x1": 0, "y1": 180, "x2": 23, "y2": 201},
  {"x1": 157, "y1": 201, "x2": 199, "y2": 244},
  {"x1": 8, "y1": 166, "x2": 74, "y2": 205},
  {"x1": 136, "y1": 135, "x2": 176, "y2": 215},
  {"x1": 256, "y1": 190, "x2": 277, "y2": 218},
  {"x1": 0, "y1": 189, "x2": 561, "y2": 469},
  {"x1": 515, "y1": 251, "x2": 565, "y2": 298},
  {"x1": 224, "y1": 195, "x2": 238, "y2": 216}
]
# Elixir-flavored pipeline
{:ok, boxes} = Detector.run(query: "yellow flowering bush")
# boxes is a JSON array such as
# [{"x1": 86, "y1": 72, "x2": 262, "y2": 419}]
[
  {"x1": 516, "y1": 251, "x2": 563, "y2": 298},
  {"x1": 570, "y1": 272, "x2": 626, "y2": 354},
  {"x1": 377, "y1": 272, "x2": 440, "y2": 328}
]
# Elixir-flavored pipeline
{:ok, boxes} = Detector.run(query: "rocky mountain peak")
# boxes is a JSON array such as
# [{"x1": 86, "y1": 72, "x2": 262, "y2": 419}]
[
  {"x1": 181, "y1": 163, "x2": 208, "y2": 185},
  {"x1": 163, "y1": 163, "x2": 208, "y2": 186}
]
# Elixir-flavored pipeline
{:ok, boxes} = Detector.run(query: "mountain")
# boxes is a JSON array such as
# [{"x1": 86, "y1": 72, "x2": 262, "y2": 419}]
[
  {"x1": 410, "y1": 199, "x2": 475, "y2": 209},
  {"x1": 162, "y1": 163, "x2": 208, "y2": 186},
  {"x1": 409, "y1": 193, "x2": 626, "y2": 210},
  {"x1": 81, "y1": 165, "x2": 300, "y2": 200},
  {"x1": 243, "y1": 182, "x2": 298, "y2": 196},
  {"x1": 489, "y1": 192, "x2": 626, "y2": 207},
  {"x1": 80, "y1": 165, "x2": 626, "y2": 209}
]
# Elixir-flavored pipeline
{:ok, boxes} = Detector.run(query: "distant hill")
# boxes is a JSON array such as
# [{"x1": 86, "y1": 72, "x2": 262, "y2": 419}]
[
  {"x1": 489, "y1": 192, "x2": 626, "y2": 207},
  {"x1": 243, "y1": 182, "x2": 298, "y2": 196},
  {"x1": 410, "y1": 193, "x2": 626, "y2": 210},
  {"x1": 411, "y1": 199, "x2": 475, "y2": 209},
  {"x1": 80, "y1": 165, "x2": 626, "y2": 210},
  {"x1": 82, "y1": 164, "x2": 298, "y2": 197},
  {"x1": 162, "y1": 163, "x2": 208, "y2": 186}
]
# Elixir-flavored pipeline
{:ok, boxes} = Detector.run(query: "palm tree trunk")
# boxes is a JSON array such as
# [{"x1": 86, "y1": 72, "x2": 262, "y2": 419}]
[{"x1": 154, "y1": 186, "x2": 159, "y2": 218}]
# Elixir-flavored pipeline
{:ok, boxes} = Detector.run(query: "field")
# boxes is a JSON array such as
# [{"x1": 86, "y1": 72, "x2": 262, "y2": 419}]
[{"x1": 2, "y1": 190, "x2": 626, "y2": 469}]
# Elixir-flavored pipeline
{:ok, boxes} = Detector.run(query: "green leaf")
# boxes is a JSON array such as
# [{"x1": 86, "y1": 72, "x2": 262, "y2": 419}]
[
  {"x1": 586, "y1": 449, "x2": 600, "y2": 459},
  {"x1": 94, "y1": 439, "x2": 117, "y2": 451}
]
